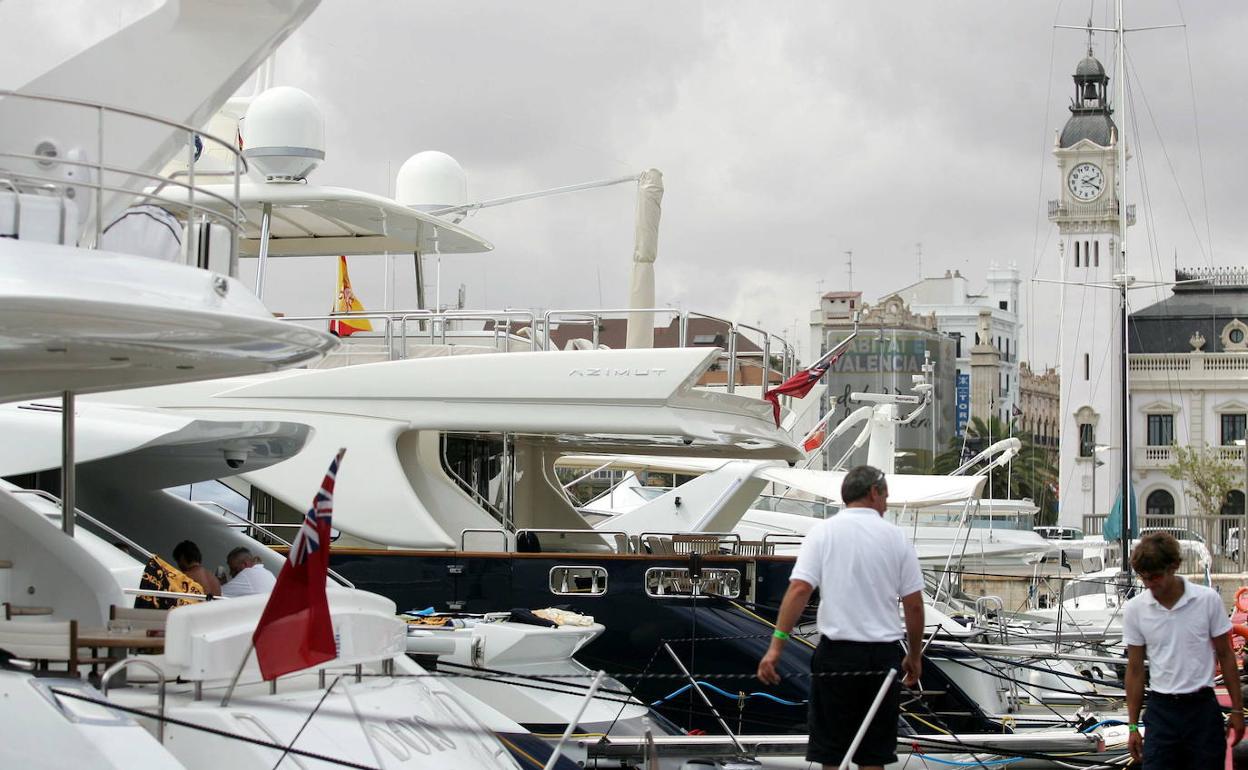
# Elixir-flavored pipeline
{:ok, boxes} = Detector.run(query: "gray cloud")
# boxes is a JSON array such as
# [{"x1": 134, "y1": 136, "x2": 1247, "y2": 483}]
[{"x1": 11, "y1": 1, "x2": 1246, "y2": 369}]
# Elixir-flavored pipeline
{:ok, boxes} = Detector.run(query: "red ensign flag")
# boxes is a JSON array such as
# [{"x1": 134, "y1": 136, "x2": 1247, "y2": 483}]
[{"x1": 252, "y1": 449, "x2": 345, "y2": 680}]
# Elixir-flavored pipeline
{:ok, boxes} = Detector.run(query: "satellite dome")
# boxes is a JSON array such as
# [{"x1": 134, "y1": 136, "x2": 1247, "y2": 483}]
[
  {"x1": 240, "y1": 87, "x2": 325, "y2": 182},
  {"x1": 395, "y1": 151, "x2": 467, "y2": 212}
]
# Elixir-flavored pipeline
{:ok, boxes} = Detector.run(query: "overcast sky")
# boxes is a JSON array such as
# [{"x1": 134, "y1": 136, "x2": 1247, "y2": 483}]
[{"x1": 8, "y1": 0, "x2": 1246, "y2": 367}]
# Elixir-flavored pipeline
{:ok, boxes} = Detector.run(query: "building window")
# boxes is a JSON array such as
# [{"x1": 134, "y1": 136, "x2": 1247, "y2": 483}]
[
  {"x1": 1074, "y1": 241, "x2": 1081, "y2": 267},
  {"x1": 1094, "y1": 240, "x2": 1100, "y2": 267},
  {"x1": 1146, "y1": 414, "x2": 1174, "y2": 447},
  {"x1": 1222, "y1": 414, "x2": 1247, "y2": 445},
  {"x1": 1083, "y1": 353, "x2": 1089, "y2": 381},
  {"x1": 1145, "y1": 490, "x2": 1175, "y2": 529},
  {"x1": 999, "y1": 300, "x2": 1008, "y2": 311},
  {"x1": 1079, "y1": 423, "x2": 1094, "y2": 457},
  {"x1": 954, "y1": 333, "x2": 962, "y2": 358}
]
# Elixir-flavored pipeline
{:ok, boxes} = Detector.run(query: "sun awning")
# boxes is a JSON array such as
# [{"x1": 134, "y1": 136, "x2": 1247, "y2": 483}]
[{"x1": 159, "y1": 182, "x2": 493, "y2": 256}]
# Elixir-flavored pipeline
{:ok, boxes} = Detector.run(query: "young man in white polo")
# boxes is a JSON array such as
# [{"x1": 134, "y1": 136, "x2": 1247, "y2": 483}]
[
  {"x1": 757, "y1": 465, "x2": 924, "y2": 770},
  {"x1": 1125, "y1": 531, "x2": 1244, "y2": 768}
]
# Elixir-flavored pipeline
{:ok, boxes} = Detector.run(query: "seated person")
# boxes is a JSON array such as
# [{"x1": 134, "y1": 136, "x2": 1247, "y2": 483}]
[
  {"x1": 172, "y1": 540, "x2": 221, "y2": 597},
  {"x1": 221, "y1": 546, "x2": 277, "y2": 598}
]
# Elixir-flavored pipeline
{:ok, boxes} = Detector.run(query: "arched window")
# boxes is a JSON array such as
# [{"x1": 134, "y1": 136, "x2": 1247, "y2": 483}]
[{"x1": 1145, "y1": 490, "x2": 1175, "y2": 529}]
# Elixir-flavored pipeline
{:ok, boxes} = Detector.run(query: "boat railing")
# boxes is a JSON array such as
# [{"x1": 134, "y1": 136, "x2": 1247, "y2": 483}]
[
  {"x1": 517, "y1": 528, "x2": 632, "y2": 554},
  {"x1": 760, "y1": 532, "x2": 806, "y2": 550},
  {"x1": 460, "y1": 528, "x2": 513, "y2": 552},
  {"x1": 100, "y1": 658, "x2": 166, "y2": 741},
  {"x1": 11, "y1": 488, "x2": 151, "y2": 560},
  {"x1": 0, "y1": 90, "x2": 246, "y2": 273},
  {"x1": 278, "y1": 306, "x2": 799, "y2": 390},
  {"x1": 208, "y1": 505, "x2": 356, "y2": 588}
]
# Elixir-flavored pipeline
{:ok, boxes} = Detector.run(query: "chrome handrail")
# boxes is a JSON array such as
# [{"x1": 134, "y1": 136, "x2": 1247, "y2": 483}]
[
  {"x1": 11, "y1": 488, "x2": 152, "y2": 559},
  {"x1": 0, "y1": 89, "x2": 244, "y2": 269},
  {"x1": 100, "y1": 658, "x2": 167, "y2": 742},
  {"x1": 516, "y1": 528, "x2": 632, "y2": 554},
  {"x1": 211, "y1": 506, "x2": 355, "y2": 589},
  {"x1": 459, "y1": 528, "x2": 511, "y2": 551}
]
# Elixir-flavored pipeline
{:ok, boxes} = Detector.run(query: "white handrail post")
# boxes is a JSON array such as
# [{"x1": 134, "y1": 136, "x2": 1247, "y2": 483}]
[
  {"x1": 544, "y1": 670, "x2": 605, "y2": 769},
  {"x1": 837, "y1": 668, "x2": 898, "y2": 770}
]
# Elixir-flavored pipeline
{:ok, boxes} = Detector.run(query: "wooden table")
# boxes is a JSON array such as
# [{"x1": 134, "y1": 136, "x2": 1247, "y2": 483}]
[
  {"x1": 78, "y1": 630, "x2": 166, "y2": 653},
  {"x1": 79, "y1": 630, "x2": 165, "y2": 686}
]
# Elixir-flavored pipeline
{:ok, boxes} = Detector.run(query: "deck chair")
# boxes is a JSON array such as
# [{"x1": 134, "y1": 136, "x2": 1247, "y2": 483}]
[
  {"x1": 109, "y1": 605, "x2": 168, "y2": 633},
  {"x1": 672, "y1": 534, "x2": 723, "y2": 555},
  {"x1": 0, "y1": 618, "x2": 102, "y2": 677}
]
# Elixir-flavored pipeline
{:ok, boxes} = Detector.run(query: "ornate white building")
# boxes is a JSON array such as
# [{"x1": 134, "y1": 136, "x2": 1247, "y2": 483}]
[
  {"x1": 1128, "y1": 268, "x2": 1248, "y2": 540},
  {"x1": 1050, "y1": 50, "x2": 1135, "y2": 529}
]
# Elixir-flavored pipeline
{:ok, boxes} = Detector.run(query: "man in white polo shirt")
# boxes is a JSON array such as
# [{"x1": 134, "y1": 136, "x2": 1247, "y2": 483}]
[
  {"x1": 757, "y1": 465, "x2": 924, "y2": 770},
  {"x1": 221, "y1": 546, "x2": 277, "y2": 598},
  {"x1": 1124, "y1": 531, "x2": 1243, "y2": 768}
]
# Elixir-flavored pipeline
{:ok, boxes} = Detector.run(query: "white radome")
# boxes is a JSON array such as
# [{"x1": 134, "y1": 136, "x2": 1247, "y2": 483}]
[
  {"x1": 240, "y1": 86, "x2": 325, "y2": 182},
  {"x1": 395, "y1": 150, "x2": 467, "y2": 211}
]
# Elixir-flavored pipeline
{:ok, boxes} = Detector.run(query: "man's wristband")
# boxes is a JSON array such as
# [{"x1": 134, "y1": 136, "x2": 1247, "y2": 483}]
[
  {"x1": 1127, "y1": 723, "x2": 1138, "y2": 733},
  {"x1": 773, "y1": 629, "x2": 791, "y2": 641}
]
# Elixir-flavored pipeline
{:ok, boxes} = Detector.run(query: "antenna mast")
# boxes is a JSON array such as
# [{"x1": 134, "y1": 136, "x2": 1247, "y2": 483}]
[{"x1": 845, "y1": 250, "x2": 854, "y2": 291}]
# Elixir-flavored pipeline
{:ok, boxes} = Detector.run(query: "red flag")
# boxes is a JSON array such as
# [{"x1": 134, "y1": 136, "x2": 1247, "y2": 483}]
[
  {"x1": 803, "y1": 427, "x2": 825, "y2": 453},
  {"x1": 252, "y1": 449, "x2": 345, "y2": 681},
  {"x1": 762, "y1": 334, "x2": 856, "y2": 427}
]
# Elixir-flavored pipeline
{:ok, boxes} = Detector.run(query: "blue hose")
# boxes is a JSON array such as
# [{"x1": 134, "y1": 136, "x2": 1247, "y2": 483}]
[
  {"x1": 649, "y1": 681, "x2": 806, "y2": 708},
  {"x1": 913, "y1": 755, "x2": 1024, "y2": 767},
  {"x1": 1079, "y1": 719, "x2": 1126, "y2": 732}
]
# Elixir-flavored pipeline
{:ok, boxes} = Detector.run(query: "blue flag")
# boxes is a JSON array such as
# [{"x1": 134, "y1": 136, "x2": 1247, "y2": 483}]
[{"x1": 1103, "y1": 482, "x2": 1138, "y2": 542}]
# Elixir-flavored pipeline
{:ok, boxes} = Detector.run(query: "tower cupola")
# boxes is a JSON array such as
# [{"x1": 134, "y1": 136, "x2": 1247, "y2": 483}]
[{"x1": 1059, "y1": 45, "x2": 1116, "y2": 149}]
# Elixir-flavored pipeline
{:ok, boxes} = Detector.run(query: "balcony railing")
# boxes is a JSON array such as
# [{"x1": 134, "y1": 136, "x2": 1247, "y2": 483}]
[
  {"x1": 1135, "y1": 444, "x2": 1244, "y2": 469},
  {"x1": 1130, "y1": 352, "x2": 1248, "y2": 375},
  {"x1": 1047, "y1": 199, "x2": 1136, "y2": 226},
  {"x1": 1134, "y1": 446, "x2": 1174, "y2": 468}
]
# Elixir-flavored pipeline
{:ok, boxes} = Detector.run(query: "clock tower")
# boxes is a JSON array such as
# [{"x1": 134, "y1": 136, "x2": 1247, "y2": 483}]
[{"x1": 1050, "y1": 49, "x2": 1131, "y2": 529}]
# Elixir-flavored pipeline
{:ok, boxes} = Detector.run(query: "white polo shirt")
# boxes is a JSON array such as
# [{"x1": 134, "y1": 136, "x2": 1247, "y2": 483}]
[
  {"x1": 220, "y1": 563, "x2": 277, "y2": 598},
  {"x1": 1122, "y1": 577, "x2": 1231, "y2": 694},
  {"x1": 790, "y1": 507, "x2": 924, "y2": 643}
]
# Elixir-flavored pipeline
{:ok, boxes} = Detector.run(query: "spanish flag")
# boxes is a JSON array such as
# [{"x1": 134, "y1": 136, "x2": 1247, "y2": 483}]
[{"x1": 329, "y1": 255, "x2": 373, "y2": 337}]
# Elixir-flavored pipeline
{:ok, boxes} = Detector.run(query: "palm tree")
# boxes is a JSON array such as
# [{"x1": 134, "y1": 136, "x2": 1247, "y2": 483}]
[{"x1": 934, "y1": 416, "x2": 1059, "y2": 525}]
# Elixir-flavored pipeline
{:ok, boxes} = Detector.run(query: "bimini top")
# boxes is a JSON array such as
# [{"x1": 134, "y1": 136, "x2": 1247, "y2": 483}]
[{"x1": 160, "y1": 182, "x2": 493, "y2": 257}]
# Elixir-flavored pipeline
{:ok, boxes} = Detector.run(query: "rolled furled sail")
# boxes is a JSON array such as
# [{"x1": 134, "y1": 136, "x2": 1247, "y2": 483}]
[{"x1": 625, "y1": 168, "x2": 663, "y2": 349}]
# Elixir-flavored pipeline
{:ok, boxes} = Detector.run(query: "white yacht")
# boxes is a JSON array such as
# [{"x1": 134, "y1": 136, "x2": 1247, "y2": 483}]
[{"x1": 0, "y1": 1, "x2": 566, "y2": 767}]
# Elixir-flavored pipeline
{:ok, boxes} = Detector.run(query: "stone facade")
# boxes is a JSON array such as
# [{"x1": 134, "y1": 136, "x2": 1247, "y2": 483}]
[{"x1": 1019, "y1": 362, "x2": 1060, "y2": 450}]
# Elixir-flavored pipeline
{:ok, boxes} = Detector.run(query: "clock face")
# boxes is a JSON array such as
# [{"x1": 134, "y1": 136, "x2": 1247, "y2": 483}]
[{"x1": 1068, "y1": 162, "x2": 1105, "y2": 201}]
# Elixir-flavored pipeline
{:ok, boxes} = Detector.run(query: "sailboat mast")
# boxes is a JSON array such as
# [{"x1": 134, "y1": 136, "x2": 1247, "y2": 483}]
[{"x1": 1115, "y1": 0, "x2": 1132, "y2": 577}]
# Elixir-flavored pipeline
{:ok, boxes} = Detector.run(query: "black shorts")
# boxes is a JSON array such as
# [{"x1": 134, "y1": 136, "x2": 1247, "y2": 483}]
[
  {"x1": 807, "y1": 638, "x2": 903, "y2": 766},
  {"x1": 1143, "y1": 688, "x2": 1225, "y2": 770}
]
